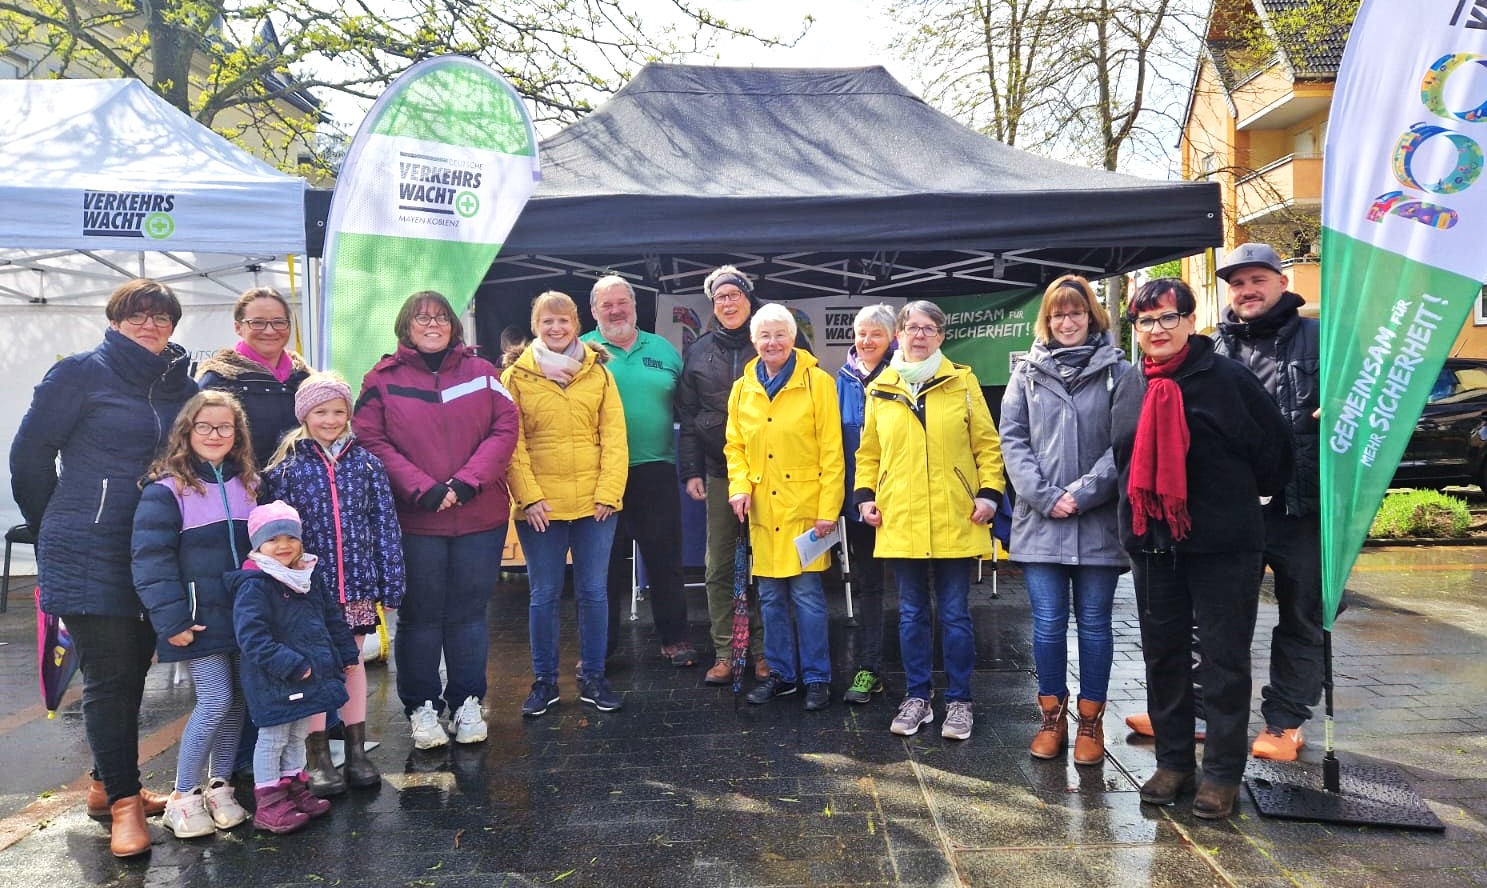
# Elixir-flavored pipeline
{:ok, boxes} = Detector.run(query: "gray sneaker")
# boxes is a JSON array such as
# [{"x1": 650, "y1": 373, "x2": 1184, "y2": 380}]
[
  {"x1": 890, "y1": 697, "x2": 934, "y2": 736},
  {"x1": 941, "y1": 701, "x2": 974, "y2": 741},
  {"x1": 409, "y1": 701, "x2": 448, "y2": 749}
]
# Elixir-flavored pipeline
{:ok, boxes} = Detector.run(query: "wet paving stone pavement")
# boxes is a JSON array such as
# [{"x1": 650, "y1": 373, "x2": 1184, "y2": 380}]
[{"x1": 0, "y1": 545, "x2": 1483, "y2": 886}]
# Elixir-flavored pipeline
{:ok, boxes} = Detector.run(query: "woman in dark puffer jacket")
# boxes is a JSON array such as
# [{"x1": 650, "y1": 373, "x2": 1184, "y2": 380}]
[{"x1": 9, "y1": 278, "x2": 196, "y2": 857}]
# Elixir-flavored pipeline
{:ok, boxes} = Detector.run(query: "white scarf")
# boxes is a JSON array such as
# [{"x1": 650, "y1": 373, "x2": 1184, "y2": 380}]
[
  {"x1": 891, "y1": 349, "x2": 944, "y2": 396},
  {"x1": 531, "y1": 338, "x2": 585, "y2": 386},
  {"x1": 247, "y1": 551, "x2": 318, "y2": 594}
]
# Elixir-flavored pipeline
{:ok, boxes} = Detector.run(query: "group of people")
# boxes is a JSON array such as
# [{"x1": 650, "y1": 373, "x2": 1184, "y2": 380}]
[
  {"x1": 10, "y1": 240, "x2": 1327, "y2": 861},
  {"x1": 1001, "y1": 243, "x2": 1322, "y2": 821}
]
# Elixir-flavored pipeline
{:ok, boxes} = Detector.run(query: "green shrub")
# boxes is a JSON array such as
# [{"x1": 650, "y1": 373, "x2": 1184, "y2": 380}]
[{"x1": 1369, "y1": 489, "x2": 1472, "y2": 538}]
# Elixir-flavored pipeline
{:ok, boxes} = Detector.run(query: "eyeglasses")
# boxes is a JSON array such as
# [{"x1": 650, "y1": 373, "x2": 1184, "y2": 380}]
[
  {"x1": 1050, "y1": 310, "x2": 1087, "y2": 323},
  {"x1": 712, "y1": 291, "x2": 746, "y2": 304},
  {"x1": 122, "y1": 312, "x2": 174, "y2": 328},
  {"x1": 902, "y1": 324, "x2": 941, "y2": 337},
  {"x1": 1132, "y1": 311, "x2": 1189, "y2": 332},
  {"x1": 413, "y1": 314, "x2": 452, "y2": 327},
  {"x1": 241, "y1": 318, "x2": 290, "y2": 332},
  {"x1": 191, "y1": 422, "x2": 236, "y2": 438}
]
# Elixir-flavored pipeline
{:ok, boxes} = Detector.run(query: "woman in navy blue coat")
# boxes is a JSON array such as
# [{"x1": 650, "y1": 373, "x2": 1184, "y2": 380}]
[{"x1": 9, "y1": 279, "x2": 196, "y2": 857}]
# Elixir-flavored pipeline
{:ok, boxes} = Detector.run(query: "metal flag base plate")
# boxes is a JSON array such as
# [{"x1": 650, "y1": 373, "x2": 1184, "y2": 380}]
[{"x1": 1244, "y1": 761, "x2": 1444, "y2": 831}]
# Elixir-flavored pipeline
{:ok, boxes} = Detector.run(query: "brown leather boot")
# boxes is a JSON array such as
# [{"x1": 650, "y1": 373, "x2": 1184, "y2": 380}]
[
  {"x1": 703, "y1": 659, "x2": 732, "y2": 685},
  {"x1": 1073, "y1": 698, "x2": 1106, "y2": 766},
  {"x1": 87, "y1": 780, "x2": 167, "y2": 820},
  {"x1": 1029, "y1": 694, "x2": 1069, "y2": 759},
  {"x1": 108, "y1": 795, "x2": 151, "y2": 857},
  {"x1": 304, "y1": 731, "x2": 346, "y2": 797},
  {"x1": 1193, "y1": 780, "x2": 1241, "y2": 819},
  {"x1": 1139, "y1": 768, "x2": 1196, "y2": 805},
  {"x1": 342, "y1": 722, "x2": 381, "y2": 789}
]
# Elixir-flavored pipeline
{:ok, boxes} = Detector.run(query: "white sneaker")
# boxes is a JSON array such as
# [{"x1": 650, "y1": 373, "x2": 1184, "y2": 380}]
[
  {"x1": 163, "y1": 786, "x2": 216, "y2": 838},
  {"x1": 410, "y1": 700, "x2": 449, "y2": 749},
  {"x1": 450, "y1": 696, "x2": 487, "y2": 744},
  {"x1": 203, "y1": 778, "x2": 248, "y2": 829}
]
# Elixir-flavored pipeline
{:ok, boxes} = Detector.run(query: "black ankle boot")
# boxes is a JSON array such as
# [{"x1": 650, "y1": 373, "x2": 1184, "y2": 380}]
[
  {"x1": 304, "y1": 730, "x2": 347, "y2": 797},
  {"x1": 341, "y1": 722, "x2": 381, "y2": 789}
]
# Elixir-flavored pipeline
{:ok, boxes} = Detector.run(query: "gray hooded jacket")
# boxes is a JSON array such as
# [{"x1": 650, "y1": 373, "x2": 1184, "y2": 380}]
[{"x1": 999, "y1": 334, "x2": 1131, "y2": 567}]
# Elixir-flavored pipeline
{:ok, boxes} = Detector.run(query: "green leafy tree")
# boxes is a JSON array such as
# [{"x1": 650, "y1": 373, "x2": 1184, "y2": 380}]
[{"x1": 0, "y1": 0, "x2": 801, "y2": 174}]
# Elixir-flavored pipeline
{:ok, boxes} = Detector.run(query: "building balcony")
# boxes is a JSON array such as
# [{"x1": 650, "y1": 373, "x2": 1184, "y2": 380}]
[
  {"x1": 1232, "y1": 62, "x2": 1333, "y2": 131},
  {"x1": 1236, "y1": 153, "x2": 1323, "y2": 225}
]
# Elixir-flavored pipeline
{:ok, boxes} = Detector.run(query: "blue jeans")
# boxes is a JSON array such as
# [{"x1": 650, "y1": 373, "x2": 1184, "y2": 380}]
[
  {"x1": 893, "y1": 559, "x2": 974, "y2": 703},
  {"x1": 396, "y1": 528, "x2": 504, "y2": 716},
  {"x1": 756, "y1": 572, "x2": 831, "y2": 685},
  {"x1": 1023, "y1": 563, "x2": 1121, "y2": 703},
  {"x1": 517, "y1": 516, "x2": 617, "y2": 682}
]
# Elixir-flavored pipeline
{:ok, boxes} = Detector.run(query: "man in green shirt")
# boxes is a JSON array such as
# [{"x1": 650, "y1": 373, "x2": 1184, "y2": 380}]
[{"x1": 583, "y1": 276, "x2": 697, "y2": 667}]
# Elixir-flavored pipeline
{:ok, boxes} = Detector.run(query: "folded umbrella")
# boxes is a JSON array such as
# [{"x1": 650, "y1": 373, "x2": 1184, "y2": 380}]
[{"x1": 730, "y1": 523, "x2": 750, "y2": 695}]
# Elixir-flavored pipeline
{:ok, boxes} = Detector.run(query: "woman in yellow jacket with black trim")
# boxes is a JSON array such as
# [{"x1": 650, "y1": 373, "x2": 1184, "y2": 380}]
[
  {"x1": 854, "y1": 301, "x2": 1004, "y2": 741},
  {"x1": 724, "y1": 304, "x2": 844, "y2": 711},
  {"x1": 503, "y1": 291, "x2": 629, "y2": 716}
]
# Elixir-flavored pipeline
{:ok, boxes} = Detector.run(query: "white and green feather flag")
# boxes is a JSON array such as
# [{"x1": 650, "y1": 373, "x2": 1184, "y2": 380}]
[
  {"x1": 1321, "y1": 0, "x2": 1487, "y2": 629},
  {"x1": 319, "y1": 56, "x2": 540, "y2": 383}
]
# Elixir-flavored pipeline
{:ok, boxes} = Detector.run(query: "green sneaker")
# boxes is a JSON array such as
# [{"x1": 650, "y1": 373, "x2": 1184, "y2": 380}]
[{"x1": 844, "y1": 669, "x2": 883, "y2": 704}]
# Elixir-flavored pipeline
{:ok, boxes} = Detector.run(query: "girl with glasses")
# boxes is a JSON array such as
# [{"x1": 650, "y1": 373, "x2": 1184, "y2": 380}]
[{"x1": 132, "y1": 390, "x2": 260, "y2": 840}]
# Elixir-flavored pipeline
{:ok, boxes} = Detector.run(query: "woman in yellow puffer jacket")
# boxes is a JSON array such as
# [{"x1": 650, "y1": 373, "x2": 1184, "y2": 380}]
[
  {"x1": 502, "y1": 291, "x2": 628, "y2": 716},
  {"x1": 724, "y1": 304, "x2": 844, "y2": 711},
  {"x1": 854, "y1": 301, "x2": 1004, "y2": 742}
]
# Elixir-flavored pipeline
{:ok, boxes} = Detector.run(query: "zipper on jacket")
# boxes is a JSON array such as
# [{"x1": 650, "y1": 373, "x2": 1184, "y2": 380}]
[
  {"x1": 93, "y1": 478, "x2": 110, "y2": 524},
  {"x1": 953, "y1": 467, "x2": 975, "y2": 502},
  {"x1": 210, "y1": 463, "x2": 242, "y2": 566}
]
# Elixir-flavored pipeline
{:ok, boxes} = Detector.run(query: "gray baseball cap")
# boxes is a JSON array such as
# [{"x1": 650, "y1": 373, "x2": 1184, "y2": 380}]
[{"x1": 1215, "y1": 243, "x2": 1284, "y2": 281}]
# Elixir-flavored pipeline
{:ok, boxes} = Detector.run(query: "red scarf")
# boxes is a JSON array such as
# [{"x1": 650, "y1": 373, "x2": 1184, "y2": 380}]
[{"x1": 1128, "y1": 343, "x2": 1192, "y2": 542}]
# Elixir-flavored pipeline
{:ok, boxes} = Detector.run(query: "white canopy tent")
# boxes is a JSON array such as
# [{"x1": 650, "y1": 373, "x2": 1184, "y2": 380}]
[{"x1": 0, "y1": 79, "x2": 310, "y2": 571}]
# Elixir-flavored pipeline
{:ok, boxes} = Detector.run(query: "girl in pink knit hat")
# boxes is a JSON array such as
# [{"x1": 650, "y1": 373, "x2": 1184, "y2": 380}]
[{"x1": 228, "y1": 500, "x2": 359, "y2": 834}]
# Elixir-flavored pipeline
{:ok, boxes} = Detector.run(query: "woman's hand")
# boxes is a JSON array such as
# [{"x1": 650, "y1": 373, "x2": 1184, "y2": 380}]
[
  {"x1": 685, "y1": 477, "x2": 706, "y2": 501},
  {"x1": 168, "y1": 624, "x2": 207, "y2": 647},
  {"x1": 729, "y1": 493, "x2": 750, "y2": 523},
  {"x1": 1049, "y1": 492, "x2": 1078, "y2": 519},
  {"x1": 526, "y1": 500, "x2": 551, "y2": 532},
  {"x1": 595, "y1": 503, "x2": 615, "y2": 522},
  {"x1": 858, "y1": 501, "x2": 882, "y2": 528},
  {"x1": 814, "y1": 519, "x2": 836, "y2": 537},
  {"x1": 970, "y1": 497, "x2": 997, "y2": 525},
  {"x1": 437, "y1": 489, "x2": 458, "y2": 512}
]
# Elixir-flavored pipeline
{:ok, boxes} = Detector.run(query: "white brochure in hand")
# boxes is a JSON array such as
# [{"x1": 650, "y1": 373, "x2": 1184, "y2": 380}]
[{"x1": 794, "y1": 524, "x2": 841, "y2": 568}]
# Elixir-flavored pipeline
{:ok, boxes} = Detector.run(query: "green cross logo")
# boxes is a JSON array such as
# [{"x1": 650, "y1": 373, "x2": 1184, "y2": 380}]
[
  {"x1": 143, "y1": 213, "x2": 175, "y2": 239},
  {"x1": 455, "y1": 191, "x2": 480, "y2": 219}
]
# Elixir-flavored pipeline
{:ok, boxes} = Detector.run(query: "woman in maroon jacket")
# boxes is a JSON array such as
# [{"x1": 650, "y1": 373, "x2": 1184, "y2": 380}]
[{"x1": 353, "y1": 291, "x2": 519, "y2": 750}]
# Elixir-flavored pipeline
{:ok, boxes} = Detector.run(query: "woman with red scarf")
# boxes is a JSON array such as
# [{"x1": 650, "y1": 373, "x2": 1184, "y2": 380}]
[{"x1": 1110, "y1": 278, "x2": 1291, "y2": 821}]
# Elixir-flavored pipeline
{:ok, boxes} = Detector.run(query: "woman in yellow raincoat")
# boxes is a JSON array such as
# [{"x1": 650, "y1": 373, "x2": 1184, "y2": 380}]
[
  {"x1": 724, "y1": 304, "x2": 843, "y2": 711},
  {"x1": 855, "y1": 301, "x2": 1004, "y2": 741}
]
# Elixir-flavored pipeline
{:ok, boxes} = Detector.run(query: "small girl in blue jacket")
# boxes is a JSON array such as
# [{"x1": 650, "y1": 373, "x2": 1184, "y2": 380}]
[
  {"x1": 229, "y1": 501, "x2": 358, "y2": 835},
  {"x1": 262, "y1": 372, "x2": 405, "y2": 792},
  {"x1": 133, "y1": 390, "x2": 257, "y2": 839}
]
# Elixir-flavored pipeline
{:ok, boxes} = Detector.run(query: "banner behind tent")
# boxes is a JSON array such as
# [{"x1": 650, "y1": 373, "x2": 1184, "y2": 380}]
[
  {"x1": 319, "y1": 56, "x2": 540, "y2": 385},
  {"x1": 1319, "y1": 0, "x2": 1487, "y2": 629},
  {"x1": 931, "y1": 289, "x2": 1042, "y2": 386}
]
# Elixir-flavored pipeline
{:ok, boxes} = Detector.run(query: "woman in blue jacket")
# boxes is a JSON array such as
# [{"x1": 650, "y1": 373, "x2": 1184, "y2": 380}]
[{"x1": 9, "y1": 278, "x2": 196, "y2": 857}]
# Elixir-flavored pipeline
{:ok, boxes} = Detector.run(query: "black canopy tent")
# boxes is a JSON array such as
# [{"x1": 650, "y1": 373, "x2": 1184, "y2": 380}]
[{"x1": 476, "y1": 63, "x2": 1221, "y2": 336}]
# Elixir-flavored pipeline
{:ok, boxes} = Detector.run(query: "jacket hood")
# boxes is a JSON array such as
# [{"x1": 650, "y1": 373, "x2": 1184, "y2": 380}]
[
  {"x1": 510, "y1": 339, "x2": 612, "y2": 377},
  {"x1": 100, "y1": 327, "x2": 192, "y2": 389},
  {"x1": 196, "y1": 346, "x2": 310, "y2": 382}
]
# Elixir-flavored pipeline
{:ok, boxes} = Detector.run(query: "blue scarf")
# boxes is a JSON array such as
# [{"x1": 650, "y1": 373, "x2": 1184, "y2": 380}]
[{"x1": 755, "y1": 351, "x2": 797, "y2": 400}]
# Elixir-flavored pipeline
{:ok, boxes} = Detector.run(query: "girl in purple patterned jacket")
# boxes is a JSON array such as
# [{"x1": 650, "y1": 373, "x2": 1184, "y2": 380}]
[{"x1": 262, "y1": 372, "x2": 405, "y2": 794}]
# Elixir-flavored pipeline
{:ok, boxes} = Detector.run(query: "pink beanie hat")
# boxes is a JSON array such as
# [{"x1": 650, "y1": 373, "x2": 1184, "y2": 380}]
[
  {"x1": 249, "y1": 500, "x2": 302, "y2": 549},
  {"x1": 294, "y1": 372, "x2": 353, "y2": 423}
]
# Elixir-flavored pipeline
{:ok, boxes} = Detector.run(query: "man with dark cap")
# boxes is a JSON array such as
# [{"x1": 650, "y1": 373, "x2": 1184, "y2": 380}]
[
  {"x1": 678, "y1": 266, "x2": 769, "y2": 684},
  {"x1": 1211, "y1": 242, "x2": 1322, "y2": 762}
]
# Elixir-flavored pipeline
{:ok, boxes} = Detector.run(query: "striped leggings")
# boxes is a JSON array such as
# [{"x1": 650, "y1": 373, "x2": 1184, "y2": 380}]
[{"x1": 174, "y1": 651, "x2": 247, "y2": 792}]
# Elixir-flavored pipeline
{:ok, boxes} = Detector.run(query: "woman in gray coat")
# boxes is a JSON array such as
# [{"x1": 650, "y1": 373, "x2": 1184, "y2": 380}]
[{"x1": 1000, "y1": 275, "x2": 1131, "y2": 766}]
